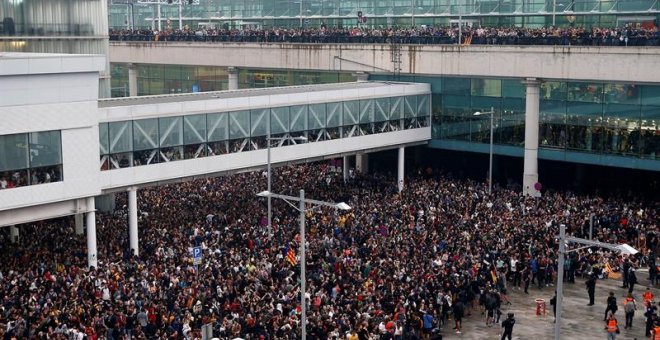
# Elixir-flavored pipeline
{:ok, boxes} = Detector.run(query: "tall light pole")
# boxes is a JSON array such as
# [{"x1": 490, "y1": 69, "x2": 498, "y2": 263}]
[
  {"x1": 266, "y1": 135, "x2": 308, "y2": 237},
  {"x1": 257, "y1": 190, "x2": 351, "y2": 340},
  {"x1": 473, "y1": 106, "x2": 495, "y2": 194}
]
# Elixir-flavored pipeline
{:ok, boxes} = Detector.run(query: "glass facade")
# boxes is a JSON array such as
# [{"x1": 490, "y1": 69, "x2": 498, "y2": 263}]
[
  {"x1": 0, "y1": 0, "x2": 110, "y2": 97},
  {"x1": 0, "y1": 130, "x2": 63, "y2": 190},
  {"x1": 98, "y1": 94, "x2": 431, "y2": 170},
  {"x1": 109, "y1": 0, "x2": 659, "y2": 29},
  {"x1": 371, "y1": 74, "x2": 660, "y2": 164},
  {"x1": 111, "y1": 63, "x2": 356, "y2": 97}
]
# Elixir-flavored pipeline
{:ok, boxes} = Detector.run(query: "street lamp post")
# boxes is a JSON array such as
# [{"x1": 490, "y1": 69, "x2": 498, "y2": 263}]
[
  {"x1": 473, "y1": 106, "x2": 494, "y2": 195},
  {"x1": 266, "y1": 135, "x2": 308, "y2": 237},
  {"x1": 257, "y1": 190, "x2": 351, "y2": 340}
]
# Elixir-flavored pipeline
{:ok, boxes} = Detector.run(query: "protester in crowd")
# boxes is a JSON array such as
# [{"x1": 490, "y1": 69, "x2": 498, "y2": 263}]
[
  {"x1": 0, "y1": 163, "x2": 656, "y2": 338},
  {"x1": 108, "y1": 25, "x2": 660, "y2": 47}
]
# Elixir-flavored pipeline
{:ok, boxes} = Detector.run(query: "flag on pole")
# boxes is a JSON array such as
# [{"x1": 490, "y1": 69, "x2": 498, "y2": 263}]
[{"x1": 286, "y1": 248, "x2": 297, "y2": 266}]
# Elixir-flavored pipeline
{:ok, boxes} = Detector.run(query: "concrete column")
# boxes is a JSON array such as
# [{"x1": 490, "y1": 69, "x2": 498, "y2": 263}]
[
  {"x1": 398, "y1": 146, "x2": 405, "y2": 192},
  {"x1": 9, "y1": 226, "x2": 19, "y2": 243},
  {"x1": 86, "y1": 197, "x2": 98, "y2": 269},
  {"x1": 356, "y1": 153, "x2": 369, "y2": 174},
  {"x1": 522, "y1": 78, "x2": 542, "y2": 197},
  {"x1": 128, "y1": 188, "x2": 139, "y2": 256},
  {"x1": 227, "y1": 67, "x2": 239, "y2": 90},
  {"x1": 353, "y1": 71, "x2": 369, "y2": 82},
  {"x1": 128, "y1": 63, "x2": 138, "y2": 97},
  {"x1": 343, "y1": 156, "x2": 350, "y2": 182},
  {"x1": 75, "y1": 214, "x2": 84, "y2": 235}
]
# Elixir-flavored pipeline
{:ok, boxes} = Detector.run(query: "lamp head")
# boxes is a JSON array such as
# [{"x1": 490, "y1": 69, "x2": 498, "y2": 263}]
[{"x1": 257, "y1": 191, "x2": 271, "y2": 197}]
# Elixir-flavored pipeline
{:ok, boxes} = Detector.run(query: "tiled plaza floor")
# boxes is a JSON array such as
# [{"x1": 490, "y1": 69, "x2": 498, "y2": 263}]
[{"x1": 440, "y1": 270, "x2": 654, "y2": 339}]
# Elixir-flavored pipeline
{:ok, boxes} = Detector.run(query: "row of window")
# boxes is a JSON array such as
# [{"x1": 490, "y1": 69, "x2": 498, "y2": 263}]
[
  {"x1": 99, "y1": 95, "x2": 430, "y2": 170},
  {"x1": 0, "y1": 131, "x2": 63, "y2": 190}
]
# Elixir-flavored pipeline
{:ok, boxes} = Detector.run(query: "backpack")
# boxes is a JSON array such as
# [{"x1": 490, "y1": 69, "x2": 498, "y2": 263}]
[{"x1": 625, "y1": 302, "x2": 635, "y2": 313}]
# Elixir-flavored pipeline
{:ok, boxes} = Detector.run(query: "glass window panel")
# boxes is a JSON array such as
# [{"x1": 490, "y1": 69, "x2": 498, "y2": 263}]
[
  {"x1": 250, "y1": 108, "x2": 269, "y2": 137},
  {"x1": 540, "y1": 81, "x2": 567, "y2": 101},
  {"x1": 442, "y1": 77, "x2": 471, "y2": 95},
  {"x1": 326, "y1": 102, "x2": 343, "y2": 128},
  {"x1": 471, "y1": 96, "x2": 501, "y2": 111},
  {"x1": 0, "y1": 133, "x2": 29, "y2": 172},
  {"x1": 99, "y1": 123, "x2": 109, "y2": 155},
  {"x1": 290, "y1": 105, "x2": 308, "y2": 132},
  {"x1": 133, "y1": 119, "x2": 159, "y2": 151},
  {"x1": 360, "y1": 99, "x2": 375, "y2": 124},
  {"x1": 417, "y1": 95, "x2": 430, "y2": 118},
  {"x1": 391, "y1": 97, "x2": 404, "y2": 120},
  {"x1": 503, "y1": 98, "x2": 525, "y2": 112},
  {"x1": 442, "y1": 95, "x2": 470, "y2": 109},
  {"x1": 109, "y1": 121, "x2": 133, "y2": 153},
  {"x1": 308, "y1": 104, "x2": 326, "y2": 129},
  {"x1": 602, "y1": 104, "x2": 641, "y2": 155},
  {"x1": 502, "y1": 79, "x2": 526, "y2": 98},
  {"x1": 159, "y1": 117, "x2": 183, "y2": 147},
  {"x1": 567, "y1": 102, "x2": 603, "y2": 119},
  {"x1": 404, "y1": 96, "x2": 416, "y2": 118},
  {"x1": 641, "y1": 85, "x2": 660, "y2": 106},
  {"x1": 207, "y1": 113, "x2": 229, "y2": 142},
  {"x1": 271, "y1": 107, "x2": 290, "y2": 135},
  {"x1": 640, "y1": 106, "x2": 660, "y2": 158},
  {"x1": 604, "y1": 84, "x2": 640, "y2": 105},
  {"x1": 375, "y1": 98, "x2": 389, "y2": 122},
  {"x1": 567, "y1": 82, "x2": 604, "y2": 103},
  {"x1": 343, "y1": 100, "x2": 359, "y2": 125},
  {"x1": 471, "y1": 79, "x2": 501, "y2": 97},
  {"x1": 29, "y1": 130, "x2": 62, "y2": 168},
  {"x1": 183, "y1": 114, "x2": 207, "y2": 145},
  {"x1": 230, "y1": 111, "x2": 250, "y2": 139}
]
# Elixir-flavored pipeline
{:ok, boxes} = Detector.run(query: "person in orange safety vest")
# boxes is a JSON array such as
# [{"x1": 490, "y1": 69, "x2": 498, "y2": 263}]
[
  {"x1": 604, "y1": 313, "x2": 619, "y2": 340},
  {"x1": 644, "y1": 287, "x2": 655, "y2": 306},
  {"x1": 652, "y1": 320, "x2": 660, "y2": 340}
]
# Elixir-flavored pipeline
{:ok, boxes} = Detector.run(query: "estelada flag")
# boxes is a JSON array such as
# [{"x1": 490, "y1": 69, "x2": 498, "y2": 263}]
[{"x1": 286, "y1": 248, "x2": 297, "y2": 266}]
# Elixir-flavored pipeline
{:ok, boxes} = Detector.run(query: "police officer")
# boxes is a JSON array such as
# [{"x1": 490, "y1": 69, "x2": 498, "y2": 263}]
[
  {"x1": 501, "y1": 313, "x2": 515, "y2": 340},
  {"x1": 605, "y1": 291, "x2": 618, "y2": 321},
  {"x1": 586, "y1": 273, "x2": 596, "y2": 306}
]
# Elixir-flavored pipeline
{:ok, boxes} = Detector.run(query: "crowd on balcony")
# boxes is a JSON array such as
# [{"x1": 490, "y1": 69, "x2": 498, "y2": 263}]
[
  {"x1": 109, "y1": 25, "x2": 660, "y2": 46},
  {"x1": 0, "y1": 163, "x2": 658, "y2": 339}
]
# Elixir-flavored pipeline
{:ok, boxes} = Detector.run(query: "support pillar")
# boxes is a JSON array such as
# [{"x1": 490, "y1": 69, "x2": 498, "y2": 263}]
[
  {"x1": 75, "y1": 214, "x2": 84, "y2": 235},
  {"x1": 342, "y1": 156, "x2": 349, "y2": 182},
  {"x1": 128, "y1": 63, "x2": 138, "y2": 97},
  {"x1": 227, "y1": 67, "x2": 239, "y2": 90},
  {"x1": 523, "y1": 78, "x2": 541, "y2": 197},
  {"x1": 356, "y1": 153, "x2": 369, "y2": 174},
  {"x1": 128, "y1": 188, "x2": 139, "y2": 256},
  {"x1": 398, "y1": 146, "x2": 405, "y2": 192},
  {"x1": 86, "y1": 197, "x2": 98, "y2": 269},
  {"x1": 9, "y1": 226, "x2": 19, "y2": 244}
]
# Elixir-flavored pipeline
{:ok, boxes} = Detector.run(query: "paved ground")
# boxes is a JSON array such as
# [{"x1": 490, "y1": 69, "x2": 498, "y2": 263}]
[{"x1": 440, "y1": 270, "x2": 655, "y2": 339}]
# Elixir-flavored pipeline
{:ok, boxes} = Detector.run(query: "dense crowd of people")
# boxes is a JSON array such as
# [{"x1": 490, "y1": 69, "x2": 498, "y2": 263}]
[
  {"x1": 0, "y1": 163, "x2": 658, "y2": 339},
  {"x1": 109, "y1": 25, "x2": 660, "y2": 46}
]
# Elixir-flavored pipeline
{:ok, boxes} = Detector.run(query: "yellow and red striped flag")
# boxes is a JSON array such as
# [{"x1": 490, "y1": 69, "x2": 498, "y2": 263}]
[{"x1": 286, "y1": 248, "x2": 297, "y2": 266}]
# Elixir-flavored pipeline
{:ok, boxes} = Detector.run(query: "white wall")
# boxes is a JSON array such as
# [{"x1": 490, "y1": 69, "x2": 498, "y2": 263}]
[
  {"x1": 109, "y1": 43, "x2": 660, "y2": 83},
  {"x1": 0, "y1": 54, "x2": 103, "y2": 212}
]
